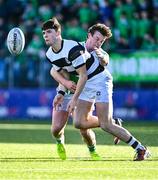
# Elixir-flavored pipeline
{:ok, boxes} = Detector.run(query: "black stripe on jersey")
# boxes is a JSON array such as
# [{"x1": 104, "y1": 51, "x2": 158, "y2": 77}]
[
  {"x1": 86, "y1": 55, "x2": 95, "y2": 69},
  {"x1": 46, "y1": 56, "x2": 62, "y2": 72},
  {"x1": 53, "y1": 58, "x2": 72, "y2": 67},
  {"x1": 75, "y1": 63, "x2": 86, "y2": 69},
  {"x1": 68, "y1": 44, "x2": 85, "y2": 62},
  {"x1": 88, "y1": 64, "x2": 104, "y2": 79},
  {"x1": 46, "y1": 54, "x2": 71, "y2": 67}
]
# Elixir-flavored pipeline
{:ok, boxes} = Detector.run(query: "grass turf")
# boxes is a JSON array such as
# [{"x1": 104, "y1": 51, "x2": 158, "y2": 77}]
[{"x1": 0, "y1": 121, "x2": 158, "y2": 179}]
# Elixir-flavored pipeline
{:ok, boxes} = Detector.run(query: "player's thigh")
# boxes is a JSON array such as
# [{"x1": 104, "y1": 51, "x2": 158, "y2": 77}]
[
  {"x1": 95, "y1": 101, "x2": 113, "y2": 125},
  {"x1": 52, "y1": 109, "x2": 69, "y2": 129},
  {"x1": 74, "y1": 99, "x2": 93, "y2": 123},
  {"x1": 52, "y1": 94, "x2": 70, "y2": 128}
]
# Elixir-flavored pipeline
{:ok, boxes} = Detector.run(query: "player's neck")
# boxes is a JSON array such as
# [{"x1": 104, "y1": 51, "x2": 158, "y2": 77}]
[
  {"x1": 52, "y1": 38, "x2": 63, "y2": 53},
  {"x1": 85, "y1": 40, "x2": 93, "y2": 52}
]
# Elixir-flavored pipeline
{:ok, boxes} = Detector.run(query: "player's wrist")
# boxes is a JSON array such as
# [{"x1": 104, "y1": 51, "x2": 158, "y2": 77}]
[
  {"x1": 62, "y1": 79, "x2": 69, "y2": 87},
  {"x1": 57, "y1": 90, "x2": 65, "y2": 96}
]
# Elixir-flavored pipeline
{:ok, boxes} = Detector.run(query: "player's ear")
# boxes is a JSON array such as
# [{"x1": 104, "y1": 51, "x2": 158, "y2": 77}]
[
  {"x1": 87, "y1": 33, "x2": 92, "y2": 39},
  {"x1": 56, "y1": 30, "x2": 61, "y2": 37}
]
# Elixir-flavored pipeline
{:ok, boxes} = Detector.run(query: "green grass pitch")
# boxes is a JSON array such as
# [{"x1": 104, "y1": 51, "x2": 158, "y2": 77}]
[{"x1": 0, "y1": 120, "x2": 158, "y2": 179}]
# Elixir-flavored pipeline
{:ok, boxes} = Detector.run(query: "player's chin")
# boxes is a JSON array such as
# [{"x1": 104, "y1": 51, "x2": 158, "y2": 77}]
[
  {"x1": 95, "y1": 45, "x2": 100, "y2": 49},
  {"x1": 45, "y1": 41, "x2": 51, "y2": 46},
  {"x1": 93, "y1": 46, "x2": 99, "y2": 50}
]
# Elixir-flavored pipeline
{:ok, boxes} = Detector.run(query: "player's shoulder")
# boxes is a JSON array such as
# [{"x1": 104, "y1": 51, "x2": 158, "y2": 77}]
[
  {"x1": 64, "y1": 39, "x2": 85, "y2": 53},
  {"x1": 78, "y1": 41, "x2": 85, "y2": 47},
  {"x1": 63, "y1": 40, "x2": 85, "y2": 61},
  {"x1": 63, "y1": 39, "x2": 80, "y2": 48}
]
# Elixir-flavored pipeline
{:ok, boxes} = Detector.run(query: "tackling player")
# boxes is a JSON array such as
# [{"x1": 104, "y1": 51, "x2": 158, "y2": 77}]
[{"x1": 72, "y1": 23, "x2": 151, "y2": 161}]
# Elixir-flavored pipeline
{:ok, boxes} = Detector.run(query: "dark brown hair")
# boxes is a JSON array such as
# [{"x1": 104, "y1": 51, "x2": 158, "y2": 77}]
[
  {"x1": 42, "y1": 17, "x2": 61, "y2": 32},
  {"x1": 88, "y1": 23, "x2": 112, "y2": 39}
]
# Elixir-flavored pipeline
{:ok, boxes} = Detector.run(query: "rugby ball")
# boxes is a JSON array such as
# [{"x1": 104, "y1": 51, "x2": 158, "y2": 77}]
[{"x1": 7, "y1": 27, "x2": 25, "y2": 55}]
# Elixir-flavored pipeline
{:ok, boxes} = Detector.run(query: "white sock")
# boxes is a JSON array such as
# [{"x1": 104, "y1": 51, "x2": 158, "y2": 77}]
[
  {"x1": 128, "y1": 137, "x2": 137, "y2": 146},
  {"x1": 128, "y1": 136, "x2": 145, "y2": 150},
  {"x1": 56, "y1": 134, "x2": 65, "y2": 144}
]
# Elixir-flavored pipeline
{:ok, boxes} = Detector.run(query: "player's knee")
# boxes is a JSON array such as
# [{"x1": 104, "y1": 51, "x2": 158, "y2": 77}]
[
  {"x1": 74, "y1": 121, "x2": 82, "y2": 129},
  {"x1": 74, "y1": 119, "x2": 88, "y2": 129},
  {"x1": 100, "y1": 120, "x2": 113, "y2": 133},
  {"x1": 73, "y1": 115, "x2": 85, "y2": 129},
  {"x1": 101, "y1": 126, "x2": 112, "y2": 133},
  {"x1": 80, "y1": 129, "x2": 89, "y2": 136}
]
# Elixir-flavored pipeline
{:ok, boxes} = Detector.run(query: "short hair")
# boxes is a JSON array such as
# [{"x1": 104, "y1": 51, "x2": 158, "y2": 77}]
[
  {"x1": 88, "y1": 23, "x2": 112, "y2": 39},
  {"x1": 42, "y1": 17, "x2": 61, "y2": 32}
]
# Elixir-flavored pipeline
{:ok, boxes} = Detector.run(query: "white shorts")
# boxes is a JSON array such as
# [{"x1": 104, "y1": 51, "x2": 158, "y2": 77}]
[
  {"x1": 57, "y1": 94, "x2": 72, "y2": 111},
  {"x1": 79, "y1": 70, "x2": 113, "y2": 103},
  {"x1": 57, "y1": 94, "x2": 95, "y2": 112}
]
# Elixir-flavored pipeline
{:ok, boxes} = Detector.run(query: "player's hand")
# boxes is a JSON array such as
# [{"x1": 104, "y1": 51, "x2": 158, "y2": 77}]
[
  {"x1": 63, "y1": 80, "x2": 76, "y2": 93},
  {"x1": 94, "y1": 47, "x2": 109, "y2": 65},
  {"x1": 53, "y1": 94, "x2": 64, "y2": 111},
  {"x1": 94, "y1": 47, "x2": 104, "y2": 59},
  {"x1": 66, "y1": 98, "x2": 77, "y2": 115}
]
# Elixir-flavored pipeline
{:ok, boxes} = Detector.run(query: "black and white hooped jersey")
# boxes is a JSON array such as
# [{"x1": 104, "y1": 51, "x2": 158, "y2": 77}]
[{"x1": 46, "y1": 39, "x2": 104, "y2": 79}]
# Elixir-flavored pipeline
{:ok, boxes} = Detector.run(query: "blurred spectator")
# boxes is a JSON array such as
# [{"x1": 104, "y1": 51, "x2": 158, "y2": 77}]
[
  {"x1": 0, "y1": 0, "x2": 7, "y2": 18},
  {"x1": 113, "y1": 0, "x2": 124, "y2": 27},
  {"x1": 78, "y1": 2, "x2": 98, "y2": 25},
  {"x1": 0, "y1": 18, "x2": 7, "y2": 55},
  {"x1": 38, "y1": 4, "x2": 53, "y2": 21},
  {"x1": 98, "y1": 0, "x2": 113, "y2": 22},
  {"x1": 122, "y1": 0, "x2": 136, "y2": 23},
  {"x1": 0, "y1": 57, "x2": 6, "y2": 86},
  {"x1": 138, "y1": 11, "x2": 151, "y2": 38},
  {"x1": 141, "y1": 34, "x2": 157, "y2": 50},
  {"x1": 153, "y1": 10, "x2": 158, "y2": 45},
  {"x1": 63, "y1": 18, "x2": 87, "y2": 41},
  {"x1": 153, "y1": 0, "x2": 158, "y2": 10},
  {"x1": 136, "y1": 0, "x2": 149, "y2": 12},
  {"x1": 129, "y1": 12, "x2": 140, "y2": 49},
  {"x1": 26, "y1": 34, "x2": 44, "y2": 86},
  {"x1": 117, "y1": 12, "x2": 129, "y2": 39}
]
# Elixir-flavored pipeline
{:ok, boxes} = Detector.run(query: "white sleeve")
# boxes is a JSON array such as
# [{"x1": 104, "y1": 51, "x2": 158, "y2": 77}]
[{"x1": 68, "y1": 44, "x2": 90, "y2": 69}]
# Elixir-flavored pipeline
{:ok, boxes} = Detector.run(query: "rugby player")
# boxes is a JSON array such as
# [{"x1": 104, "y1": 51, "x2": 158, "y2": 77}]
[{"x1": 42, "y1": 17, "x2": 103, "y2": 160}]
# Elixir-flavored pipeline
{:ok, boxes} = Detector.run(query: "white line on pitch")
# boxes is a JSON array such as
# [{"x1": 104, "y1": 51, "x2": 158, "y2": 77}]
[{"x1": 0, "y1": 168, "x2": 158, "y2": 172}]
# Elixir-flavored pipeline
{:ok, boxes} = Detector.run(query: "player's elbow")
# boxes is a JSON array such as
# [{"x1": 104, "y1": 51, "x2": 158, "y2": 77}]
[
  {"x1": 50, "y1": 67, "x2": 58, "y2": 80},
  {"x1": 50, "y1": 67, "x2": 54, "y2": 78}
]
